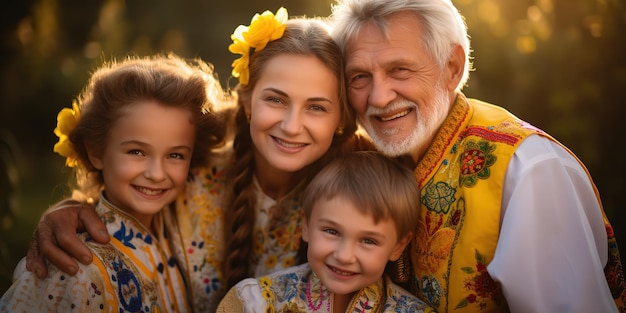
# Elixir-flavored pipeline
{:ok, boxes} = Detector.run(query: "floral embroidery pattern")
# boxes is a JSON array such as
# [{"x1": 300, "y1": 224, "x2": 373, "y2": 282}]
[
  {"x1": 249, "y1": 264, "x2": 431, "y2": 312},
  {"x1": 605, "y1": 224, "x2": 626, "y2": 309},
  {"x1": 421, "y1": 181, "x2": 456, "y2": 214},
  {"x1": 203, "y1": 166, "x2": 226, "y2": 195},
  {"x1": 414, "y1": 185, "x2": 465, "y2": 310},
  {"x1": 455, "y1": 250, "x2": 502, "y2": 310},
  {"x1": 419, "y1": 275, "x2": 443, "y2": 308},
  {"x1": 459, "y1": 140, "x2": 496, "y2": 187}
]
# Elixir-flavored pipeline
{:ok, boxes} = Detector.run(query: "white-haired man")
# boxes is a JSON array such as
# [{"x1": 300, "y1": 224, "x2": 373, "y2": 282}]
[{"x1": 330, "y1": 0, "x2": 624, "y2": 312}]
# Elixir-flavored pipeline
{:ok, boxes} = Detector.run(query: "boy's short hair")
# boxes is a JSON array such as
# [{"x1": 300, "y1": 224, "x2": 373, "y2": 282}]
[{"x1": 302, "y1": 151, "x2": 420, "y2": 239}]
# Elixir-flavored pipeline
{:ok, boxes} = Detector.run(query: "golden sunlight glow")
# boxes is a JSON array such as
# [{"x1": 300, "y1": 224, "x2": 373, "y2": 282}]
[
  {"x1": 585, "y1": 15, "x2": 603, "y2": 37},
  {"x1": 537, "y1": 0, "x2": 554, "y2": 13},
  {"x1": 516, "y1": 35, "x2": 537, "y2": 54},
  {"x1": 527, "y1": 6, "x2": 542, "y2": 22},
  {"x1": 478, "y1": 0, "x2": 501, "y2": 25}
]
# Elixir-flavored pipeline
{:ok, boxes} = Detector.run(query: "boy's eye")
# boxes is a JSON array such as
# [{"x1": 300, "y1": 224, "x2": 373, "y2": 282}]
[
  {"x1": 362, "y1": 238, "x2": 377, "y2": 245},
  {"x1": 128, "y1": 150, "x2": 144, "y2": 156},
  {"x1": 323, "y1": 228, "x2": 338, "y2": 236}
]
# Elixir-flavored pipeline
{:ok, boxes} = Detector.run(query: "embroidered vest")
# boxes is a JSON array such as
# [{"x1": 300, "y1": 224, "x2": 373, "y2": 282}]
[{"x1": 407, "y1": 94, "x2": 625, "y2": 312}]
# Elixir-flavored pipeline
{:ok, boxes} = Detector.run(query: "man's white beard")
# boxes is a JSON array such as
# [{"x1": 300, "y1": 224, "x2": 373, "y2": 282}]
[{"x1": 359, "y1": 85, "x2": 449, "y2": 158}]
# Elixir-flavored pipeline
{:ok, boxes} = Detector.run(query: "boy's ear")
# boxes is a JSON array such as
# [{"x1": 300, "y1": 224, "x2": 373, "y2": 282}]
[
  {"x1": 87, "y1": 146, "x2": 104, "y2": 170},
  {"x1": 389, "y1": 232, "x2": 412, "y2": 261},
  {"x1": 301, "y1": 212, "x2": 310, "y2": 243}
]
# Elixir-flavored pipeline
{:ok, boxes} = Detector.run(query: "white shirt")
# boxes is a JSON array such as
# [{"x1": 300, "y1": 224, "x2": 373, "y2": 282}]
[{"x1": 488, "y1": 134, "x2": 617, "y2": 312}]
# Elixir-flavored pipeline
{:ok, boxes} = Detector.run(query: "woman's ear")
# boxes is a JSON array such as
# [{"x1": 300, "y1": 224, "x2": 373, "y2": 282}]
[
  {"x1": 87, "y1": 146, "x2": 104, "y2": 170},
  {"x1": 389, "y1": 232, "x2": 412, "y2": 261}
]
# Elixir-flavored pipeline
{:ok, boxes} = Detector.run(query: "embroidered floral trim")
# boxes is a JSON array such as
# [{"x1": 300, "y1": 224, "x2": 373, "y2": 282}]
[
  {"x1": 455, "y1": 249, "x2": 503, "y2": 310},
  {"x1": 459, "y1": 140, "x2": 496, "y2": 187},
  {"x1": 415, "y1": 95, "x2": 469, "y2": 187}
]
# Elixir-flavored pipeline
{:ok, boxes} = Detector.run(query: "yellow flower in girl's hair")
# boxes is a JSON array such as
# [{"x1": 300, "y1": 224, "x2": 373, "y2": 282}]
[
  {"x1": 229, "y1": 7, "x2": 288, "y2": 85},
  {"x1": 53, "y1": 101, "x2": 80, "y2": 167}
]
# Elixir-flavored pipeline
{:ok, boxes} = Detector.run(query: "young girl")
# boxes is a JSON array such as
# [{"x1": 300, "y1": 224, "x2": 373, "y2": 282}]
[
  {"x1": 25, "y1": 8, "x2": 374, "y2": 313},
  {"x1": 217, "y1": 151, "x2": 434, "y2": 312},
  {"x1": 0, "y1": 54, "x2": 228, "y2": 312}
]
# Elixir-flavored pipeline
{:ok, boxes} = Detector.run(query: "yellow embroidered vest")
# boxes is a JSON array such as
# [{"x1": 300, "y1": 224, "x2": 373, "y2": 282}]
[{"x1": 406, "y1": 94, "x2": 625, "y2": 312}]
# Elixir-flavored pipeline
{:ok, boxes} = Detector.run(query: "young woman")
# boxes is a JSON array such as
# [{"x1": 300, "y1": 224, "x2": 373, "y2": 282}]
[
  {"x1": 1, "y1": 54, "x2": 227, "y2": 312},
  {"x1": 25, "y1": 8, "x2": 373, "y2": 313}
]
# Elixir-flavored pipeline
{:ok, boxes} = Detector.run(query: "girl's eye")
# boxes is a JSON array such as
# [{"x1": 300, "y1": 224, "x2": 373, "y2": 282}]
[
  {"x1": 128, "y1": 150, "x2": 144, "y2": 156},
  {"x1": 266, "y1": 96, "x2": 283, "y2": 104},
  {"x1": 169, "y1": 153, "x2": 185, "y2": 160}
]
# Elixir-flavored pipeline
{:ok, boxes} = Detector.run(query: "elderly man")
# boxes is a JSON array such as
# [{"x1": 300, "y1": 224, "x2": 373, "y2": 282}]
[{"x1": 330, "y1": 0, "x2": 624, "y2": 312}]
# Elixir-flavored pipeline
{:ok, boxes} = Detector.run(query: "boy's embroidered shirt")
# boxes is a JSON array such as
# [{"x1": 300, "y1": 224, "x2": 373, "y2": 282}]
[
  {"x1": 0, "y1": 195, "x2": 190, "y2": 313},
  {"x1": 223, "y1": 263, "x2": 435, "y2": 312}
]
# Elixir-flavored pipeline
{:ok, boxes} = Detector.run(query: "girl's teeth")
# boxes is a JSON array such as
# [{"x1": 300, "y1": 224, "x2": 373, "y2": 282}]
[{"x1": 137, "y1": 187, "x2": 162, "y2": 195}]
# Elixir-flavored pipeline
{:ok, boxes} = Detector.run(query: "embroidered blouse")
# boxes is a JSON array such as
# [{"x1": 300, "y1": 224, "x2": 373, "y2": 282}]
[
  {"x1": 0, "y1": 195, "x2": 190, "y2": 313},
  {"x1": 167, "y1": 146, "x2": 305, "y2": 312}
]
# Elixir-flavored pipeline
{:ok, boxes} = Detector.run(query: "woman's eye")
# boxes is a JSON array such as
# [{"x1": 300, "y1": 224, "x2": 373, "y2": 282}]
[
  {"x1": 309, "y1": 104, "x2": 328, "y2": 112},
  {"x1": 128, "y1": 150, "x2": 144, "y2": 156}
]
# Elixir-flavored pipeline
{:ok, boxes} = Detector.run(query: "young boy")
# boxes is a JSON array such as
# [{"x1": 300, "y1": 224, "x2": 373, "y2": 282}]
[{"x1": 217, "y1": 151, "x2": 435, "y2": 312}]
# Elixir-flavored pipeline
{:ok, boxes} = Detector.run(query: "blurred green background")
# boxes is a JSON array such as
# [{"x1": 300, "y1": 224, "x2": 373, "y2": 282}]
[{"x1": 1, "y1": 0, "x2": 624, "y2": 294}]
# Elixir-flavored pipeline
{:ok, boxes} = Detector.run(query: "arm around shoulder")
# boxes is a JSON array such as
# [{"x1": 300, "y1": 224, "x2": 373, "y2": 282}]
[{"x1": 26, "y1": 198, "x2": 106, "y2": 279}]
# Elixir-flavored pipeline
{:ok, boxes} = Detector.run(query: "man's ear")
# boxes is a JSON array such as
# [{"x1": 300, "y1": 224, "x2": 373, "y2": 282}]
[
  {"x1": 444, "y1": 44, "x2": 465, "y2": 92},
  {"x1": 389, "y1": 232, "x2": 412, "y2": 261},
  {"x1": 301, "y1": 212, "x2": 310, "y2": 243},
  {"x1": 87, "y1": 146, "x2": 104, "y2": 170}
]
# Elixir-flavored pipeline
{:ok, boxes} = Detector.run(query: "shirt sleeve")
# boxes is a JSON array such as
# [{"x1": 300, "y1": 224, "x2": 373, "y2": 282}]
[
  {"x1": 487, "y1": 134, "x2": 617, "y2": 312},
  {"x1": 232, "y1": 278, "x2": 268, "y2": 313},
  {"x1": 0, "y1": 257, "x2": 108, "y2": 312}
]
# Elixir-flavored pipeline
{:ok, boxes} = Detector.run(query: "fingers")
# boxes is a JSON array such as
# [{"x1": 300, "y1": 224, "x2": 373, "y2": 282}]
[
  {"x1": 39, "y1": 230, "x2": 81, "y2": 275},
  {"x1": 25, "y1": 199, "x2": 101, "y2": 277},
  {"x1": 77, "y1": 203, "x2": 109, "y2": 245},
  {"x1": 25, "y1": 229, "x2": 49, "y2": 279}
]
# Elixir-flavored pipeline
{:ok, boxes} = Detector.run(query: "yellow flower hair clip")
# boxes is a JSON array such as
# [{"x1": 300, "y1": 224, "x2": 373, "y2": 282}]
[
  {"x1": 229, "y1": 7, "x2": 288, "y2": 85},
  {"x1": 53, "y1": 101, "x2": 80, "y2": 167}
]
